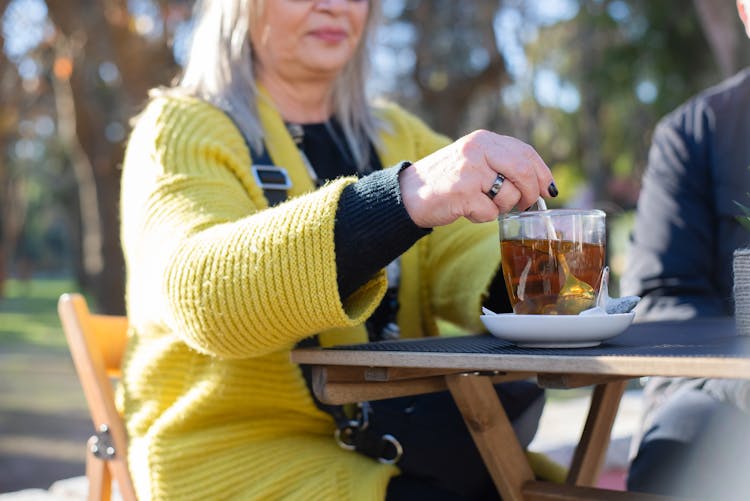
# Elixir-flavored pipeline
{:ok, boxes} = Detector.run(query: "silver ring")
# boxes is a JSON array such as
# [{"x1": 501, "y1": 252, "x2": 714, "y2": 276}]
[{"x1": 485, "y1": 173, "x2": 505, "y2": 200}]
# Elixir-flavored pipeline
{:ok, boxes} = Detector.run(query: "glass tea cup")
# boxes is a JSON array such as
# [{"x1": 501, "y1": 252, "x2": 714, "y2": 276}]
[{"x1": 499, "y1": 209, "x2": 606, "y2": 315}]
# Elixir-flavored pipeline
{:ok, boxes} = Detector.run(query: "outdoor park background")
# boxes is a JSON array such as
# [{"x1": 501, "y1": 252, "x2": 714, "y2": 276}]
[{"x1": 1, "y1": 0, "x2": 749, "y2": 494}]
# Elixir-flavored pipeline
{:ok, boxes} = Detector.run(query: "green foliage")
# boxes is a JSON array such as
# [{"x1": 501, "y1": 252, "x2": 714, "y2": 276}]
[
  {"x1": 737, "y1": 201, "x2": 750, "y2": 232},
  {"x1": 505, "y1": 0, "x2": 749, "y2": 210},
  {"x1": 549, "y1": 162, "x2": 586, "y2": 207},
  {"x1": 736, "y1": 167, "x2": 750, "y2": 231},
  {"x1": 0, "y1": 278, "x2": 80, "y2": 351}
]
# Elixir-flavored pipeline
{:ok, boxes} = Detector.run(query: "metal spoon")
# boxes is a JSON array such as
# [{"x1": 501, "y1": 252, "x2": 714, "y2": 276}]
[
  {"x1": 534, "y1": 197, "x2": 596, "y2": 314},
  {"x1": 555, "y1": 252, "x2": 596, "y2": 314}
]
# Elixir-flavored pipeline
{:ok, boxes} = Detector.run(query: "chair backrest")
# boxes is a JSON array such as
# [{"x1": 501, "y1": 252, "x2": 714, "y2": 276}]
[{"x1": 58, "y1": 293, "x2": 137, "y2": 501}]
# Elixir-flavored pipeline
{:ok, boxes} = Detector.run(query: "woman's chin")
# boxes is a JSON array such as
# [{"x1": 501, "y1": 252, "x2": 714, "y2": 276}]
[
  {"x1": 300, "y1": 47, "x2": 354, "y2": 73},
  {"x1": 301, "y1": 60, "x2": 350, "y2": 79}
]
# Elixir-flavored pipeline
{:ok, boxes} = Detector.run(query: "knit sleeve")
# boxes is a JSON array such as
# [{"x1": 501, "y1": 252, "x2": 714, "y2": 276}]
[
  {"x1": 120, "y1": 96, "x2": 386, "y2": 359},
  {"x1": 371, "y1": 102, "x2": 504, "y2": 334},
  {"x1": 334, "y1": 165, "x2": 431, "y2": 299}
]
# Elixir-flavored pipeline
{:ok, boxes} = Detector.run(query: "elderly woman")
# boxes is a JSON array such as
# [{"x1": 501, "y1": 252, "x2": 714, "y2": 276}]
[{"x1": 119, "y1": 0, "x2": 558, "y2": 499}]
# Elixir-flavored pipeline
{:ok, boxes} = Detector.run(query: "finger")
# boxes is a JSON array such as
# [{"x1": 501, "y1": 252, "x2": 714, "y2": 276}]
[
  {"x1": 491, "y1": 178, "x2": 523, "y2": 214},
  {"x1": 524, "y1": 144, "x2": 557, "y2": 199},
  {"x1": 465, "y1": 198, "x2": 500, "y2": 223},
  {"x1": 485, "y1": 137, "x2": 556, "y2": 207},
  {"x1": 507, "y1": 143, "x2": 550, "y2": 209},
  {"x1": 482, "y1": 139, "x2": 538, "y2": 208}
]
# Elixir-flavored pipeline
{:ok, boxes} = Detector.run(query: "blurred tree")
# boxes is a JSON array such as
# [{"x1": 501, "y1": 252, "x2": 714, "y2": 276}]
[
  {"x1": 693, "y1": 0, "x2": 749, "y2": 77},
  {"x1": 0, "y1": 21, "x2": 77, "y2": 295},
  {"x1": 406, "y1": 0, "x2": 509, "y2": 137},
  {"x1": 378, "y1": 0, "x2": 749, "y2": 210},
  {"x1": 376, "y1": 0, "x2": 509, "y2": 138},
  {"x1": 2, "y1": 0, "x2": 748, "y2": 310},
  {"x1": 504, "y1": 0, "x2": 747, "y2": 210},
  {"x1": 43, "y1": 0, "x2": 183, "y2": 313},
  {"x1": 0, "y1": 0, "x2": 21, "y2": 298}
]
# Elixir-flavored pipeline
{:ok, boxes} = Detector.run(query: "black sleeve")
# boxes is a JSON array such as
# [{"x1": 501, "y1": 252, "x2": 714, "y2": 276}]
[{"x1": 334, "y1": 164, "x2": 431, "y2": 299}]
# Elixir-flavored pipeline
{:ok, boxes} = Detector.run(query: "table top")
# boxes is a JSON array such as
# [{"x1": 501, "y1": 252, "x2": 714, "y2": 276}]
[{"x1": 292, "y1": 317, "x2": 750, "y2": 379}]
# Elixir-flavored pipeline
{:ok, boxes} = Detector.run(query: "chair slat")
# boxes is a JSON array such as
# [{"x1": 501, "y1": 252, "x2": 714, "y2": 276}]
[{"x1": 59, "y1": 293, "x2": 137, "y2": 501}]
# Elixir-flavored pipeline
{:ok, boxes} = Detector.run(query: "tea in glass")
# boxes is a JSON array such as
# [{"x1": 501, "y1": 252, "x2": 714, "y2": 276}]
[{"x1": 499, "y1": 209, "x2": 606, "y2": 315}]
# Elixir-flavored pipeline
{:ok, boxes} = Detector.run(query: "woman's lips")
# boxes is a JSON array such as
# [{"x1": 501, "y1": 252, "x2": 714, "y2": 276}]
[{"x1": 309, "y1": 28, "x2": 348, "y2": 43}]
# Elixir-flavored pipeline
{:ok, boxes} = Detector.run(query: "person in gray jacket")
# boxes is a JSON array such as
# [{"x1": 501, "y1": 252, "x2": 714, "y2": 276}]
[{"x1": 622, "y1": 2, "x2": 750, "y2": 498}]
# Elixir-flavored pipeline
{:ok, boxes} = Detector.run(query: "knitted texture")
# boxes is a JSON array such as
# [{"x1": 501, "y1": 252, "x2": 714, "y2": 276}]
[
  {"x1": 734, "y1": 248, "x2": 750, "y2": 335},
  {"x1": 335, "y1": 167, "x2": 431, "y2": 299},
  {"x1": 119, "y1": 93, "x2": 502, "y2": 500}
]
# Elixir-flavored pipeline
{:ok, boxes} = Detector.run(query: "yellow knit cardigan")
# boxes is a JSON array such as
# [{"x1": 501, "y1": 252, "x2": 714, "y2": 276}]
[{"x1": 119, "y1": 93, "x2": 502, "y2": 500}]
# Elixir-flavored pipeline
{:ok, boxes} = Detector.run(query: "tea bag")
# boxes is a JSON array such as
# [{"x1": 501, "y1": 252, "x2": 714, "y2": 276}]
[{"x1": 580, "y1": 266, "x2": 641, "y2": 315}]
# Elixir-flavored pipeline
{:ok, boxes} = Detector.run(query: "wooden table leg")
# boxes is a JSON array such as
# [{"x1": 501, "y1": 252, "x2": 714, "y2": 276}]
[
  {"x1": 446, "y1": 373, "x2": 535, "y2": 501},
  {"x1": 566, "y1": 380, "x2": 628, "y2": 486}
]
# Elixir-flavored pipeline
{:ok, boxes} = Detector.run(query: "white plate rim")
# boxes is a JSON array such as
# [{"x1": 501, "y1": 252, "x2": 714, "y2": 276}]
[{"x1": 479, "y1": 312, "x2": 635, "y2": 348}]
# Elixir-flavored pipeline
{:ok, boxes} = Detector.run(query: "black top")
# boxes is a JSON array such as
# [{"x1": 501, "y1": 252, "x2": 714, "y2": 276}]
[
  {"x1": 622, "y1": 68, "x2": 750, "y2": 320},
  {"x1": 299, "y1": 121, "x2": 366, "y2": 181},
  {"x1": 299, "y1": 119, "x2": 511, "y2": 314},
  {"x1": 297, "y1": 119, "x2": 428, "y2": 299}
]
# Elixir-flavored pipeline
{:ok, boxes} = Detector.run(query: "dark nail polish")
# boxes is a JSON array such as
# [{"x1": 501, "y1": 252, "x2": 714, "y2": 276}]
[{"x1": 548, "y1": 182, "x2": 559, "y2": 198}]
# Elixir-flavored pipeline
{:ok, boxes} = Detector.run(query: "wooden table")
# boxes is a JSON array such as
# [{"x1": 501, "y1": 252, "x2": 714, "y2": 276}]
[{"x1": 291, "y1": 318, "x2": 750, "y2": 501}]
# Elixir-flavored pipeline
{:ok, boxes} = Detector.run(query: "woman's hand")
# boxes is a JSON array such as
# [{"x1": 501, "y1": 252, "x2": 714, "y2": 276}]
[{"x1": 398, "y1": 130, "x2": 556, "y2": 228}]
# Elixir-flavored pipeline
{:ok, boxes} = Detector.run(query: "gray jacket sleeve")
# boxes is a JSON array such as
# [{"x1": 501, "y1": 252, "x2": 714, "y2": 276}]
[
  {"x1": 623, "y1": 70, "x2": 750, "y2": 321},
  {"x1": 622, "y1": 106, "x2": 728, "y2": 320}
]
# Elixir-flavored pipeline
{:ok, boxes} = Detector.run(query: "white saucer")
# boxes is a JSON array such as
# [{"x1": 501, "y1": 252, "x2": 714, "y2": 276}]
[{"x1": 480, "y1": 312, "x2": 636, "y2": 348}]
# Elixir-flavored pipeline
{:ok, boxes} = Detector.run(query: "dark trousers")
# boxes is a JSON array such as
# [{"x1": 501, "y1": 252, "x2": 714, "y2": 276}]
[
  {"x1": 627, "y1": 387, "x2": 750, "y2": 500},
  {"x1": 381, "y1": 381, "x2": 545, "y2": 501}
]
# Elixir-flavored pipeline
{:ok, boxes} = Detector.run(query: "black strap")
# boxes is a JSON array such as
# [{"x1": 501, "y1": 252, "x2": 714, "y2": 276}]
[
  {"x1": 239, "y1": 118, "x2": 403, "y2": 463},
  {"x1": 248, "y1": 145, "x2": 290, "y2": 207},
  {"x1": 296, "y1": 336, "x2": 351, "y2": 427},
  {"x1": 296, "y1": 336, "x2": 402, "y2": 462},
  {"x1": 220, "y1": 110, "x2": 291, "y2": 207}
]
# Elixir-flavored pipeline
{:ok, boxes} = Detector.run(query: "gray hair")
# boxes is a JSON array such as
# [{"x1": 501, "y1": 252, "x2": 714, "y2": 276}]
[{"x1": 164, "y1": 0, "x2": 382, "y2": 171}]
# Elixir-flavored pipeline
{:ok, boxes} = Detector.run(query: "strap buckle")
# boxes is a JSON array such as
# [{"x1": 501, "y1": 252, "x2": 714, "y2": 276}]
[
  {"x1": 334, "y1": 420, "x2": 361, "y2": 451},
  {"x1": 378, "y1": 434, "x2": 403, "y2": 465},
  {"x1": 252, "y1": 165, "x2": 292, "y2": 191},
  {"x1": 89, "y1": 424, "x2": 116, "y2": 460},
  {"x1": 332, "y1": 402, "x2": 403, "y2": 464},
  {"x1": 334, "y1": 402, "x2": 370, "y2": 450}
]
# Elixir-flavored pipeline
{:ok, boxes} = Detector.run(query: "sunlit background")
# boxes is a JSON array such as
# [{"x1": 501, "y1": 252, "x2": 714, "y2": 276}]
[
  {"x1": 2, "y1": 0, "x2": 747, "y2": 312},
  {"x1": 1, "y1": 0, "x2": 748, "y2": 493}
]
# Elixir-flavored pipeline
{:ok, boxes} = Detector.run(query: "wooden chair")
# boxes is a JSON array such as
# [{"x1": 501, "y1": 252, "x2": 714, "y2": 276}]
[{"x1": 58, "y1": 293, "x2": 137, "y2": 501}]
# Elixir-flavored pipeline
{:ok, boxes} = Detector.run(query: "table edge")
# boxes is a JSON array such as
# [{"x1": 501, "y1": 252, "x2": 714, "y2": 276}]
[{"x1": 290, "y1": 348, "x2": 750, "y2": 379}]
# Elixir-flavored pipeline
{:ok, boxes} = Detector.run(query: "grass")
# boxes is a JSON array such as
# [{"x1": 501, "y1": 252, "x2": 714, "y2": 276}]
[
  {"x1": 0, "y1": 277, "x2": 91, "y2": 493},
  {"x1": 0, "y1": 277, "x2": 81, "y2": 351}
]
